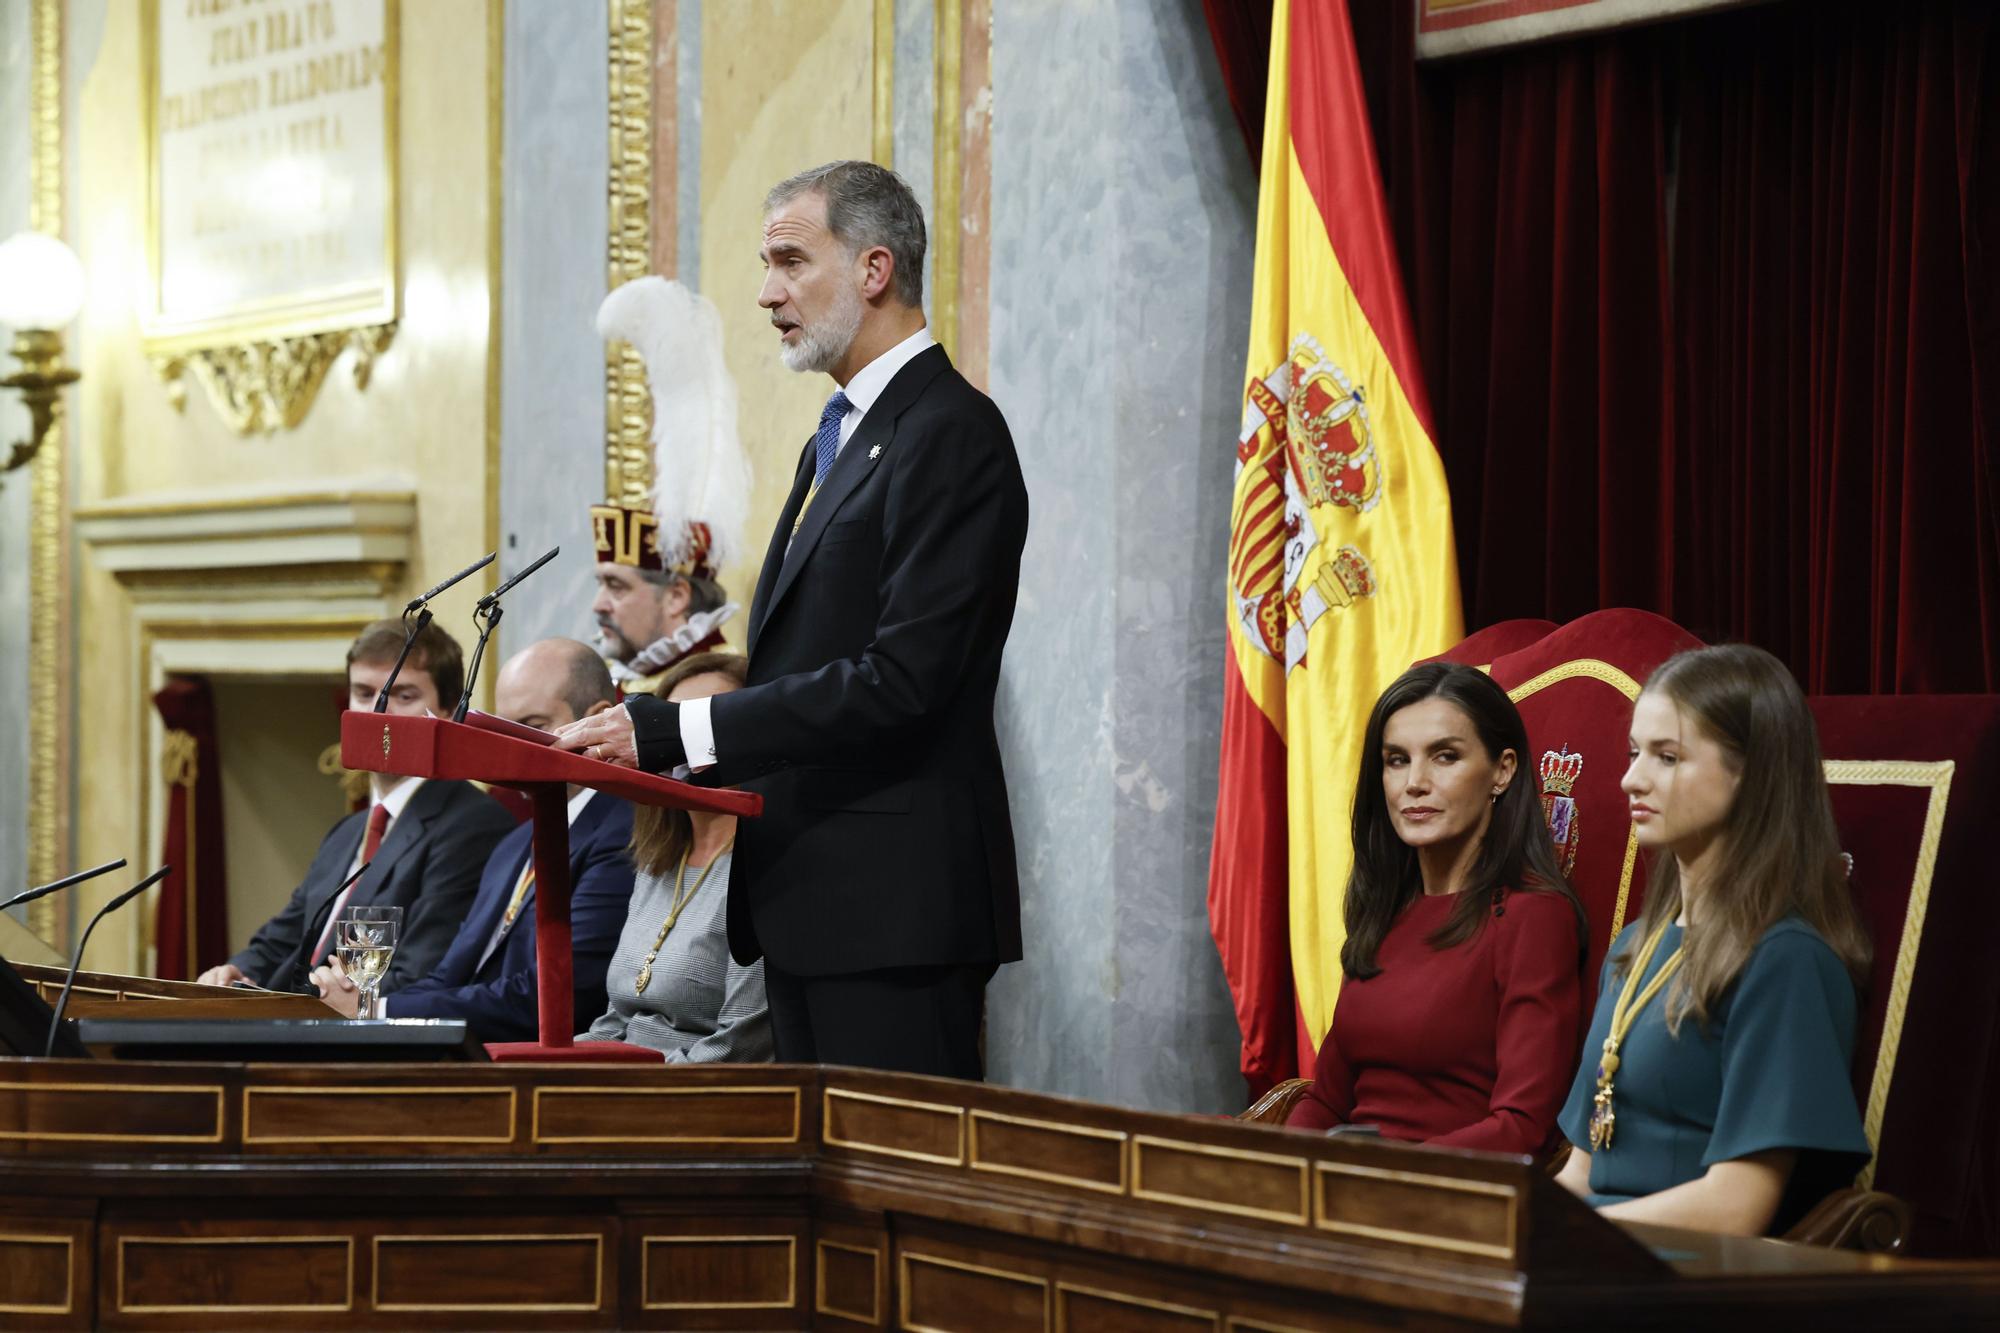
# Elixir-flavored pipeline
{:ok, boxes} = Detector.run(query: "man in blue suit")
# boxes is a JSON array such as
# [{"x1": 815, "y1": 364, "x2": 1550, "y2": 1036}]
[{"x1": 311, "y1": 638, "x2": 637, "y2": 1042}]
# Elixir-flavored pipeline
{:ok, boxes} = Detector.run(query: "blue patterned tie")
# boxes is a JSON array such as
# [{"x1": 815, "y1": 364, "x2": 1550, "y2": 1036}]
[{"x1": 813, "y1": 391, "x2": 853, "y2": 486}]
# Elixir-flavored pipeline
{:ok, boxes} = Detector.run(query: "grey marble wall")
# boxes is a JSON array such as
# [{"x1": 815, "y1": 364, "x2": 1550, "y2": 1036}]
[
  {"x1": 0, "y1": 0, "x2": 31, "y2": 894},
  {"x1": 983, "y1": 0, "x2": 1257, "y2": 1114},
  {"x1": 496, "y1": 0, "x2": 612, "y2": 657}
]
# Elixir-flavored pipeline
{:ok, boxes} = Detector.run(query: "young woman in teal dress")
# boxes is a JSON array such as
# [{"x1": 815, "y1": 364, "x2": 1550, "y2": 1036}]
[{"x1": 1554, "y1": 644, "x2": 1874, "y2": 1235}]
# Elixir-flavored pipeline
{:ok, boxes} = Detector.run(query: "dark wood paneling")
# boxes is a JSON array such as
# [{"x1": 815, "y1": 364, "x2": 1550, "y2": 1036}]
[
  {"x1": 242, "y1": 1085, "x2": 516, "y2": 1148},
  {"x1": 373, "y1": 1231, "x2": 604, "y2": 1312},
  {"x1": 641, "y1": 1234, "x2": 794, "y2": 1309},
  {"x1": 113, "y1": 1234, "x2": 352, "y2": 1315},
  {"x1": 1132, "y1": 1135, "x2": 1309, "y2": 1225},
  {"x1": 0, "y1": 1081, "x2": 222, "y2": 1145},
  {"x1": 0, "y1": 1232, "x2": 74, "y2": 1316},
  {"x1": 533, "y1": 1083, "x2": 801, "y2": 1147},
  {"x1": 899, "y1": 1248, "x2": 1050, "y2": 1332},
  {"x1": 970, "y1": 1109, "x2": 1126, "y2": 1194},
  {"x1": 824, "y1": 1087, "x2": 964, "y2": 1164},
  {"x1": 1058, "y1": 1281, "x2": 1221, "y2": 1331}
]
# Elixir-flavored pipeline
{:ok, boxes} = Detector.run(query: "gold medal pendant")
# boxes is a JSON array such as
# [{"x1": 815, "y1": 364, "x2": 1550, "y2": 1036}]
[
  {"x1": 634, "y1": 960, "x2": 653, "y2": 994},
  {"x1": 1589, "y1": 1085, "x2": 1616, "y2": 1151}
]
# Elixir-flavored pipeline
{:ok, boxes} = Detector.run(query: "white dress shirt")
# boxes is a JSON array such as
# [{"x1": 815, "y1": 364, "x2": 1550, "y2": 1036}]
[{"x1": 674, "y1": 326, "x2": 937, "y2": 772}]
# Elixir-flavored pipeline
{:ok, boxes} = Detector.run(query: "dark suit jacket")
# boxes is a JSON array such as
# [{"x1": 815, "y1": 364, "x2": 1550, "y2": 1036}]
[
  {"x1": 628, "y1": 343, "x2": 1028, "y2": 977},
  {"x1": 389, "y1": 793, "x2": 637, "y2": 1042},
  {"x1": 229, "y1": 778, "x2": 516, "y2": 994}
]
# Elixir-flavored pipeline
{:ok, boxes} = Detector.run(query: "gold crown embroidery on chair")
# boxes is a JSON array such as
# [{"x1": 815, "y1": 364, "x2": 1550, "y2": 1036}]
[{"x1": 1539, "y1": 746, "x2": 1584, "y2": 877}]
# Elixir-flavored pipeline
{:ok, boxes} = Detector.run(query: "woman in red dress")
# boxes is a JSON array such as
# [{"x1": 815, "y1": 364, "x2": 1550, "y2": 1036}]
[{"x1": 1286, "y1": 663, "x2": 1586, "y2": 1156}]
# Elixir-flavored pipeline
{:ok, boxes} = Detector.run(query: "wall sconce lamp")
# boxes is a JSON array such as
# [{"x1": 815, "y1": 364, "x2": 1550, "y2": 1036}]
[{"x1": 0, "y1": 231, "x2": 86, "y2": 475}]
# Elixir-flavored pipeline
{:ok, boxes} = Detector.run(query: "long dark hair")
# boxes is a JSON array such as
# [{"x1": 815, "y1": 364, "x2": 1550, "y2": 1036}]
[
  {"x1": 629, "y1": 651, "x2": 749, "y2": 876},
  {"x1": 1340, "y1": 662, "x2": 1583, "y2": 979},
  {"x1": 1617, "y1": 645, "x2": 1871, "y2": 1033}
]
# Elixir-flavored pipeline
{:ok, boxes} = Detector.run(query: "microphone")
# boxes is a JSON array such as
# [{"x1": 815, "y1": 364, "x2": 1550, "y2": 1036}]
[
  {"x1": 0, "y1": 857, "x2": 127, "y2": 913},
  {"x1": 452, "y1": 546, "x2": 559, "y2": 723},
  {"x1": 476, "y1": 544, "x2": 559, "y2": 612},
  {"x1": 375, "y1": 551, "x2": 497, "y2": 712},
  {"x1": 405, "y1": 551, "x2": 497, "y2": 616},
  {"x1": 45, "y1": 865, "x2": 171, "y2": 1057}
]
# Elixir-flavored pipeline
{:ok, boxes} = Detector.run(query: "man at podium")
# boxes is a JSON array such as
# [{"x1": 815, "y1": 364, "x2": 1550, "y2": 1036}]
[
  {"x1": 195, "y1": 620, "x2": 516, "y2": 993},
  {"x1": 554, "y1": 162, "x2": 1028, "y2": 1080}
]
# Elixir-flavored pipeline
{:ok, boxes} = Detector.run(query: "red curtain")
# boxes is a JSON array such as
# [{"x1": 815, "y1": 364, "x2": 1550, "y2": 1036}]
[
  {"x1": 1207, "y1": 0, "x2": 2000, "y2": 691},
  {"x1": 154, "y1": 676, "x2": 230, "y2": 980}
]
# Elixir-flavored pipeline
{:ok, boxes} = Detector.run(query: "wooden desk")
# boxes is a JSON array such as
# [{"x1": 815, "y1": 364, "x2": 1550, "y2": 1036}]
[{"x1": 0, "y1": 1061, "x2": 1993, "y2": 1330}]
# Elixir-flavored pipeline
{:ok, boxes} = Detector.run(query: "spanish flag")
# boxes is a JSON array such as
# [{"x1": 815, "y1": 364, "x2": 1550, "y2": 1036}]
[{"x1": 1209, "y1": 0, "x2": 1462, "y2": 1091}]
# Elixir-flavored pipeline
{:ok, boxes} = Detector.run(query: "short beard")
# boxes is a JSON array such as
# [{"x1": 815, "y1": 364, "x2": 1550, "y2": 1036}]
[
  {"x1": 592, "y1": 623, "x2": 636, "y2": 664},
  {"x1": 781, "y1": 281, "x2": 863, "y2": 374}
]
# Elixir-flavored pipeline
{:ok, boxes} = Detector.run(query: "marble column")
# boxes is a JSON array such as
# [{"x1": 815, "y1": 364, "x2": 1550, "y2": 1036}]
[{"x1": 982, "y1": 0, "x2": 1258, "y2": 1113}]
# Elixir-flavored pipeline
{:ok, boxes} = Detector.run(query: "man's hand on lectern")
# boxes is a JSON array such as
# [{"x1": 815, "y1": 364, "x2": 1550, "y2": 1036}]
[
  {"x1": 309, "y1": 957, "x2": 362, "y2": 1019},
  {"x1": 551, "y1": 702, "x2": 639, "y2": 768},
  {"x1": 195, "y1": 963, "x2": 247, "y2": 988}
]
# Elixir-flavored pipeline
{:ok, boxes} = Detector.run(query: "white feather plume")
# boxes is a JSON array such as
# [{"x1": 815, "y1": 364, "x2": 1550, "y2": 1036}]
[{"x1": 596, "y1": 276, "x2": 750, "y2": 575}]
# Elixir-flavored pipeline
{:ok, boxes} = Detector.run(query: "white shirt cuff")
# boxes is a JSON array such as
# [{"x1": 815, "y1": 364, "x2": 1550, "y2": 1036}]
[{"x1": 678, "y1": 694, "x2": 717, "y2": 772}]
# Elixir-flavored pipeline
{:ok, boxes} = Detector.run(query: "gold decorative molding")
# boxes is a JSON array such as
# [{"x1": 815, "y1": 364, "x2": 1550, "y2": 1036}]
[
  {"x1": 931, "y1": 0, "x2": 963, "y2": 355},
  {"x1": 149, "y1": 325, "x2": 398, "y2": 436},
  {"x1": 1824, "y1": 758, "x2": 1954, "y2": 1189},
  {"x1": 26, "y1": 0, "x2": 70, "y2": 937},
  {"x1": 873, "y1": 0, "x2": 896, "y2": 167},
  {"x1": 605, "y1": 0, "x2": 655, "y2": 508}
]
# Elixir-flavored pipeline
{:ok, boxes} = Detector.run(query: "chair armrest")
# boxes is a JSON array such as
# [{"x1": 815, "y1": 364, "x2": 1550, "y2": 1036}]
[
  {"x1": 1781, "y1": 1187, "x2": 1912, "y2": 1253},
  {"x1": 1238, "y1": 1078, "x2": 1313, "y2": 1125}
]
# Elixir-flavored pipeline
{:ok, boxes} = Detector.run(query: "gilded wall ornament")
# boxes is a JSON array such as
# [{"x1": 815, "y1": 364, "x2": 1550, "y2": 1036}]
[{"x1": 150, "y1": 324, "x2": 397, "y2": 436}]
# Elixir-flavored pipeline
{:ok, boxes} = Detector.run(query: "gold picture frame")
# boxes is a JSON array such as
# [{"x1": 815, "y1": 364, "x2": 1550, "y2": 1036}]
[{"x1": 139, "y1": 0, "x2": 402, "y2": 433}]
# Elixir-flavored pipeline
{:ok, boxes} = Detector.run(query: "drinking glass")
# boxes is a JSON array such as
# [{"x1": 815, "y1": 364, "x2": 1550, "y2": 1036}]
[{"x1": 335, "y1": 904, "x2": 401, "y2": 1020}]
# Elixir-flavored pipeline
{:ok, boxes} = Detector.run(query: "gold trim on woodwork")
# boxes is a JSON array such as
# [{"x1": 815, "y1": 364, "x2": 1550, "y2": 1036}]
[
  {"x1": 641, "y1": 1234, "x2": 797, "y2": 1310},
  {"x1": 139, "y1": 0, "x2": 402, "y2": 434},
  {"x1": 1130, "y1": 1134, "x2": 1310, "y2": 1226},
  {"x1": 531, "y1": 1083, "x2": 803, "y2": 1144},
  {"x1": 116, "y1": 1235, "x2": 355, "y2": 1314},
  {"x1": 968, "y1": 1108, "x2": 1129, "y2": 1195},
  {"x1": 370, "y1": 1233, "x2": 605, "y2": 1312},
  {"x1": 1055, "y1": 1280, "x2": 1219, "y2": 1332},
  {"x1": 26, "y1": 0, "x2": 69, "y2": 940},
  {"x1": 1507, "y1": 657, "x2": 1646, "y2": 940},
  {"x1": 1824, "y1": 758, "x2": 1954, "y2": 1189},
  {"x1": 931, "y1": 0, "x2": 963, "y2": 354},
  {"x1": 241, "y1": 1085, "x2": 518, "y2": 1145},
  {"x1": 0, "y1": 1233, "x2": 73, "y2": 1315},
  {"x1": 1312, "y1": 1161, "x2": 1519, "y2": 1261},
  {"x1": 898, "y1": 1250, "x2": 1049, "y2": 1333},
  {"x1": 823, "y1": 1086, "x2": 967, "y2": 1165},
  {"x1": 873, "y1": 0, "x2": 896, "y2": 167},
  {"x1": 0, "y1": 1082, "x2": 224, "y2": 1144},
  {"x1": 815, "y1": 1239, "x2": 883, "y2": 1325}
]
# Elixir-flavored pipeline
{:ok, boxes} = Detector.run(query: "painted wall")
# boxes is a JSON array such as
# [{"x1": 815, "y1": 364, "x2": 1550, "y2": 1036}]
[{"x1": 68, "y1": 0, "x2": 498, "y2": 969}]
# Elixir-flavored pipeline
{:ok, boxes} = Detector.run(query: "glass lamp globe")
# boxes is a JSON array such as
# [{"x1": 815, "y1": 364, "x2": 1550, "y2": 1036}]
[{"x1": 0, "y1": 231, "x2": 86, "y2": 331}]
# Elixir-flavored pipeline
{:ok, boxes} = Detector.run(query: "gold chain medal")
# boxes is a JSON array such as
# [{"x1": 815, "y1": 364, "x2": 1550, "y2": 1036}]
[
  {"x1": 1588, "y1": 923, "x2": 1684, "y2": 1152},
  {"x1": 635, "y1": 840, "x2": 733, "y2": 994}
]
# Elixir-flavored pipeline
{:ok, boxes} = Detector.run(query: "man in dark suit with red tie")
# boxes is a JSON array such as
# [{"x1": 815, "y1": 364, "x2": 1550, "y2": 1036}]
[
  {"x1": 555, "y1": 160, "x2": 1029, "y2": 1079},
  {"x1": 309, "y1": 638, "x2": 636, "y2": 1041},
  {"x1": 196, "y1": 620, "x2": 515, "y2": 994}
]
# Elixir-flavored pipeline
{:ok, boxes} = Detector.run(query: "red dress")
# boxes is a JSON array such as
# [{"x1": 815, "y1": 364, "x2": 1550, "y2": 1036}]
[{"x1": 1286, "y1": 887, "x2": 1584, "y2": 1155}]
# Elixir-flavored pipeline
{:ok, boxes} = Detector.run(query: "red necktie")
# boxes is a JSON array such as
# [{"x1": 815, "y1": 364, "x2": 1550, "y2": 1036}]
[{"x1": 312, "y1": 803, "x2": 391, "y2": 966}]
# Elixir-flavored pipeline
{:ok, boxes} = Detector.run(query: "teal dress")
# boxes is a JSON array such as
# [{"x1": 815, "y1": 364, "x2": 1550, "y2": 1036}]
[{"x1": 1557, "y1": 917, "x2": 1871, "y2": 1230}]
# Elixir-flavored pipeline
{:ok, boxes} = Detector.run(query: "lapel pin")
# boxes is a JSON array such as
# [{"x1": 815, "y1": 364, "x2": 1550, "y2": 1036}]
[{"x1": 869, "y1": 444, "x2": 883, "y2": 460}]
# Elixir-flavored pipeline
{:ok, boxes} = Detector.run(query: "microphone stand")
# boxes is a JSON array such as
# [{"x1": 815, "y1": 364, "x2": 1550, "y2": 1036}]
[
  {"x1": 451, "y1": 545, "x2": 558, "y2": 723},
  {"x1": 46, "y1": 866, "x2": 172, "y2": 1057},
  {"x1": 374, "y1": 552, "x2": 496, "y2": 712},
  {"x1": 0, "y1": 857, "x2": 127, "y2": 913}
]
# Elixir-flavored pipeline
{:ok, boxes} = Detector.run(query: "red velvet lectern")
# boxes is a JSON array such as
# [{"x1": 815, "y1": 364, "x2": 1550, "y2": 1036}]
[{"x1": 339, "y1": 711, "x2": 760, "y2": 1061}]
